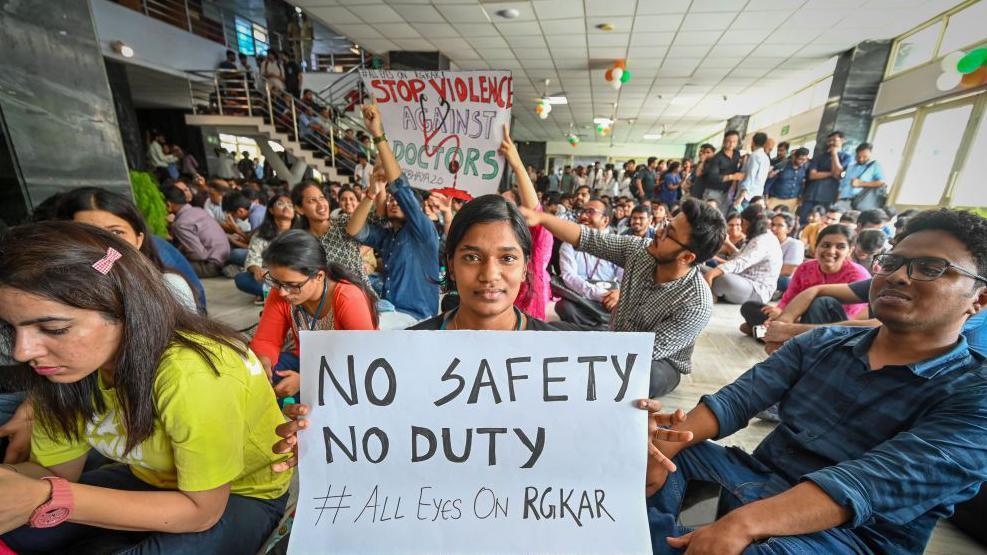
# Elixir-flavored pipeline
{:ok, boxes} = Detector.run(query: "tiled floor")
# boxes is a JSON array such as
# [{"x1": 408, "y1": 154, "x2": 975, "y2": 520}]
[{"x1": 202, "y1": 278, "x2": 984, "y2": 554}]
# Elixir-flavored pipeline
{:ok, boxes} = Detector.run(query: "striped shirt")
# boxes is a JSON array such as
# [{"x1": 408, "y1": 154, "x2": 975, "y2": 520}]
[
  {"x1": 702, "y1": 326, "x2": 987, "y2": 553},
  {"x1": 577, "y1": 227, "x2": 712, "y2": 374}
]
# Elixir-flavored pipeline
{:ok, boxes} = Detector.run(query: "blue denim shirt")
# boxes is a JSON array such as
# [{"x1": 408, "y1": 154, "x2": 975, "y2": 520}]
[
  {"x1": 354, "y1": 174, "x2": 439, "y2": 320},
  {"x1": 764, "y1": 161, "x2": 807, "y2": 199},
  {"x1": 702, "y1": 326, "x2": 987, "y2": 554}
]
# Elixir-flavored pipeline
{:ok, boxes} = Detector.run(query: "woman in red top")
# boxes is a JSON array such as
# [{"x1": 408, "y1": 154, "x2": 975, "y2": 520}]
[
  {"x1": 740, "y1": 223, "x2": 870, "y2": 332},
  {"x1": 249, "y1": 230, "x2": 377, "y2": 399}
]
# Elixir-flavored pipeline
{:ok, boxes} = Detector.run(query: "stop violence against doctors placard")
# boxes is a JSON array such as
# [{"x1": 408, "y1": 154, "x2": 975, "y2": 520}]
[{"x1": 359, "y1": 69, "x2": 513, "y2": 197}]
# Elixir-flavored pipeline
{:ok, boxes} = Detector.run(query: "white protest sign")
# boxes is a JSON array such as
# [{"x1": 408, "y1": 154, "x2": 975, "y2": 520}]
[
  {"x1": 289, "y1": 330, "x2": 653, "y2": 555},
  {"x1": 359, "y1": 69, "x2": 512, "y2": 197}
]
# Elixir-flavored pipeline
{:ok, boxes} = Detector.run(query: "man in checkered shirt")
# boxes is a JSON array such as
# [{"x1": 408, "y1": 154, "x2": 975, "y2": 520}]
[{"x1": 524, "y1": 198, "x2": 726, "y2": 397}]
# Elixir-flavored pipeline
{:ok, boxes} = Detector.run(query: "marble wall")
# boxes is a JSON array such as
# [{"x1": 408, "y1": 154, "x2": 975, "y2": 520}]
[
  {"x1": 815, "y1": 40, "x2": 893, "y2": 156},
  {"x1": 0, "y1": 0, "x2": 132, "y2": 211}
]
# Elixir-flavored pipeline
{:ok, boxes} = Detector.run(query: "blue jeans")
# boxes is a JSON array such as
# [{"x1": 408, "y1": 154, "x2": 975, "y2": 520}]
[
  {"x1": 228, "y1": 248, "x2": 248, "y2": 267},
  {"x1": 647, "y1": 441, "x2": 871, "y2": 554},
  {"x1": 234, "y1": 271, "x2": 264, "y2": 297},
  {"x1": 776, "y1": 275, "x2": 791, "y2": 292},
  {"x1": 2, "y1": 464, "x2": 287, "y2": 555}
]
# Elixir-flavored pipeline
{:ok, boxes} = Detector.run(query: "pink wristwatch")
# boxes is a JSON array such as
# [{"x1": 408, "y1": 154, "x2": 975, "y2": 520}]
[{"x1": 29, "y1": 477, "x2": 73, "y2": 528}]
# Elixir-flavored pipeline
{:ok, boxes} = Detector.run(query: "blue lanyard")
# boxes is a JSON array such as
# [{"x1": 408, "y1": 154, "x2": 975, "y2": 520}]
[{"x1": 293, "y1": 280, "x2": 329, "y2": 331}]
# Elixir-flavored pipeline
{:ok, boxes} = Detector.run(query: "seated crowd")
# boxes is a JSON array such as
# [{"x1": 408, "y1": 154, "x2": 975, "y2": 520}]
[{"x1": 0, "y1": 109, "x2": 985, "y2": 555}]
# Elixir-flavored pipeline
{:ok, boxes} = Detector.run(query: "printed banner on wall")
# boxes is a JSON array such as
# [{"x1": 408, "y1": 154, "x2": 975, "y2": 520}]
[
  {"x1": 359, "y1": 69, "x2": 513, "y2": 197},
  {"x1": 288, "y1": 330, "x2": 652, "y2": 554}
]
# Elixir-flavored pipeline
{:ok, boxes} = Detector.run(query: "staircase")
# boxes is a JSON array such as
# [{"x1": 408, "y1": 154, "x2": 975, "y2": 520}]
[{"x1": 184, "y1": 69, "x2": 373, "y2": 182}]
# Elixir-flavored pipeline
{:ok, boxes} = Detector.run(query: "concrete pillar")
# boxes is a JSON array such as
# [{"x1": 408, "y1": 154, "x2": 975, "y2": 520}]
[
  {"x1": 0, "y1": 0, "x2": 132, "y2": 211},
  {"x1": 814, "y1": 40, "x2": 893, "y2": 156},
  {"x1": 256, "y1": 138, "x2": 308, "y2": 184},
  {"x1": 724, "y1": 115, "x2": 751, "y2": 141}
]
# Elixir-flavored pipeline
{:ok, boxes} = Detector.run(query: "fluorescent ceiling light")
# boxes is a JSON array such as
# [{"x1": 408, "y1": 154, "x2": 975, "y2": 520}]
[
  {"x1": 643, "y1": 134, "x2": 662, "y2": 140},
  {"x1": 544, "y1": 96, "x2": 568, "y2": 105},
  {"x1": 593, "y1": 117, "x2": 613, "y2": 125}
]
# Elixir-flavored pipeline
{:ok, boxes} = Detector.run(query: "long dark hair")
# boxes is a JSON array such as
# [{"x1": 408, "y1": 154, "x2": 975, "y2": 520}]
[
  {"x1": 442, "y1": 195, "x2": 532, "y2": 292},
  {"x1": 262, "y1": 230, "x2": 379, "y2": 328},
  {"x1": 54, "y1": 187, "x2": 167, "y2": 272},
  {"x1": 254, "y1": 194, "x2": 300, "y2": 241},
  {"x1": 740, "y1": 203, "x2": 770, "y2": 238},
  {"x1": 0, "y1": 222, "x2": 247, "y2": 454},
  {"x1": 290, "y1": 181, "x2": 323, "y2": 231}
]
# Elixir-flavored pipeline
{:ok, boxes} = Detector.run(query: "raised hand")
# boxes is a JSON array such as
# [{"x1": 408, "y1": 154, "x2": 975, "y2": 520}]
[
  {"x1": 498, "y1": 123, "x2": 521, "y2": 169},
  {"x1": 361, "y1": 103, "x2": 385, "y2": 138},
  {"x1": 428, "y1": 192, "x2": 452, "y2": 214}
]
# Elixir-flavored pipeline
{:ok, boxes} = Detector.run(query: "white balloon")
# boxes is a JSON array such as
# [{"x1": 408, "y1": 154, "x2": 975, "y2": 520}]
[
  {"x1": 539, "y1": 111, "x2": 549, "y2": 119},
  {"x1": 610, "y1": 79, "x2": 622, "y2": 90},
  {"x1": 940, "y1": 51, "x2": 965, "y2": 72},
  {"x1": 936, "y1": 71, "x2": 962, "y2": 91},
  {"x1": 611, "y1": 67, "x2": 623, "y2": 81},
  {"x1": 543, "y1": 103, "x2": 552, "y2": 113}
]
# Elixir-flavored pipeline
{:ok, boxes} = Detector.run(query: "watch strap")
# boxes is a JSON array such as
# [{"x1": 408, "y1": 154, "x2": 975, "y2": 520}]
[
  {"x1": 29, "y1": 477, "x2": 73, "y2": 528},
  {"x1": 372, "y1": 134, "x2": 387, "y2": 145}
]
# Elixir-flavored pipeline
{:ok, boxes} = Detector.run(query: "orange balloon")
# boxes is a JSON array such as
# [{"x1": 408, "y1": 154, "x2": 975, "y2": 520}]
[
  {"x1": 535, "y1": 103, "x2": 544, "y2": 113},
  {"x1": 615, "y1": 59, "x2": 626, "y2": 70},
  {"x1": 961, "y1": 66, "x2": 987, "y2": 87},
  {"x1": 605, "y1": 68, "x2": 614, "y2": 81}
]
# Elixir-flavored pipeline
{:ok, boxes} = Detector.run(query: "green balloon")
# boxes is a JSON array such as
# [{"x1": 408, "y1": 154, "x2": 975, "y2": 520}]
[
  {"x1": 620, "y1": 69, "x2": 631, "y2": 83},
  {"x1": 957, "y1": 48, "x2": 987, "y2": 74}
]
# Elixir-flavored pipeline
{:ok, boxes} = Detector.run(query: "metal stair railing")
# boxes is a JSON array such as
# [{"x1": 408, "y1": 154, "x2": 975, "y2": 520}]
[{"x1": 187, "y1": 69, "x2": 361, "y2": 175}]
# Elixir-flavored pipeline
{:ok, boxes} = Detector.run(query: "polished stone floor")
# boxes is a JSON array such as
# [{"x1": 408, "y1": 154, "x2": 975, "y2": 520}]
[{"x1": 202, "y1": 278, "x2": 984, "y2": 554}]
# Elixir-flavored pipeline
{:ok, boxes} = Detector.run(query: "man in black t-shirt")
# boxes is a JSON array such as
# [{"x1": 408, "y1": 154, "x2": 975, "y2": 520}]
[
  {"x1": 633, "y1": 157, "x2": 658, "y2": 201},
  {"x1": 694, "y1": 130, "x2": 743, "y2": 213}
]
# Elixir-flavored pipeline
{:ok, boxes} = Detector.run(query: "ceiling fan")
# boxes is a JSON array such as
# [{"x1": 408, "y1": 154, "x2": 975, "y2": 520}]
[{"x1": 531, "y1": 78, "x2": 567, "y2": 105}]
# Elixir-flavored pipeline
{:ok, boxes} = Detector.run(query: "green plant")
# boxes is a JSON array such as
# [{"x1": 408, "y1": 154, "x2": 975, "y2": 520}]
[{"x1": 130, "y1": 171, "x2": 169, "y2": 237}]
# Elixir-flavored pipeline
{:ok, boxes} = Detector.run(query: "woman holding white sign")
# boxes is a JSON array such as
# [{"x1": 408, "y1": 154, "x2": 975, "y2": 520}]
[{"x1": 0, "y1": 222, "x2": 290, "y2": 554}]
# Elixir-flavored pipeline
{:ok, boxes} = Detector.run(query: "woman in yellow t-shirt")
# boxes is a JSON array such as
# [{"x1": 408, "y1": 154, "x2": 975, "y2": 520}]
[{"x1": 0, "y1": 222, "x2": 290, "y2": 554}]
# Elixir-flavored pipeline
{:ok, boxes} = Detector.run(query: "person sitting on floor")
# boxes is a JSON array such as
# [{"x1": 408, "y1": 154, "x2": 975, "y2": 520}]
[
  {"x1": 555, "y1": 198, "x2": 624, "y2": 329},
  {"x1": 703, "y1": 204, "x2": 782, "y2": 304},
  {"x1": 234, "y1": 194, "x2": 299, "y2": 301},
  {"x1": 770, "y1": 211, "x2": 804, "y2": 293},
  {"x1": 55, "y1": 187, "x2": 200, "y2": 313},
  {"x1": 740, "y1": 223, "x2": 869, "y2": 335},
  {"x1": 525, "y1": 198, "x2": 726, "y2": 398},
  {"x1": 162, "y1": 184, "x2": 230, "y2": 278},
  {"x1": 642, "y1": 207, "x2": 987, "y2": 554},
  {"x1": 346, "y1": 104, "x2": 440, "y2": 322},
  {"x1": 249, "y1": 230, "x2": 378, "y2": 402},
  {"x1": 0, "y1": 222, "x2": 290, "y2": 554}
]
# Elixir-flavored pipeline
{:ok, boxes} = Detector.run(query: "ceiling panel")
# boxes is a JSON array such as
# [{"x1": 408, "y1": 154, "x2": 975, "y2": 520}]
[{"x1": 295, "y1": 0, "x2": 968, "y2": 143}]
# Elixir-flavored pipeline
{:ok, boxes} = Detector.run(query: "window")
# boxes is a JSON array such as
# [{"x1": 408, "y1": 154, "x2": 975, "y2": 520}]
[
  {"x1": 870, "y1": 117, "x2": 914, "y2": 189},
  {"x1": 890, "y1": 23, "x2": 942, "y2": 74},
  {"x1": 939, "y1": 1, "x2": 987, "y2": 55},
  {"x1": 235, "y1": 16, "x2": 270, "y2": 57},
  {"x1": 950, "y1": 110, "x2": 987, "y2": 206},
  {"x1": 895, "y1": 103, "x2": 973, "y2": 205}
]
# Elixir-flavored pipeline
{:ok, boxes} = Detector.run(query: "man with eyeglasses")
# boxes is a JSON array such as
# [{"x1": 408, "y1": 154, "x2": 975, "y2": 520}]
[
  {"x1": 554, "y1": 199, "x2": 624, "y2": 329},
  {"x1": 643, "y1": 208, "x2": 987, "y2": 554},
  {"x1": 524, "y1": 198, "x2": 726, "y2": 398}
]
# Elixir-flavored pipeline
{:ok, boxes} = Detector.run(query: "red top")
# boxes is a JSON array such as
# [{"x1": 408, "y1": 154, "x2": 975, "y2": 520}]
[
  {"x1": 249, "y1": 280, "x2": 376, "y2": 366},
  {"x1": 778, "y1": 259, "x2": 872, "y2": 317}
]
